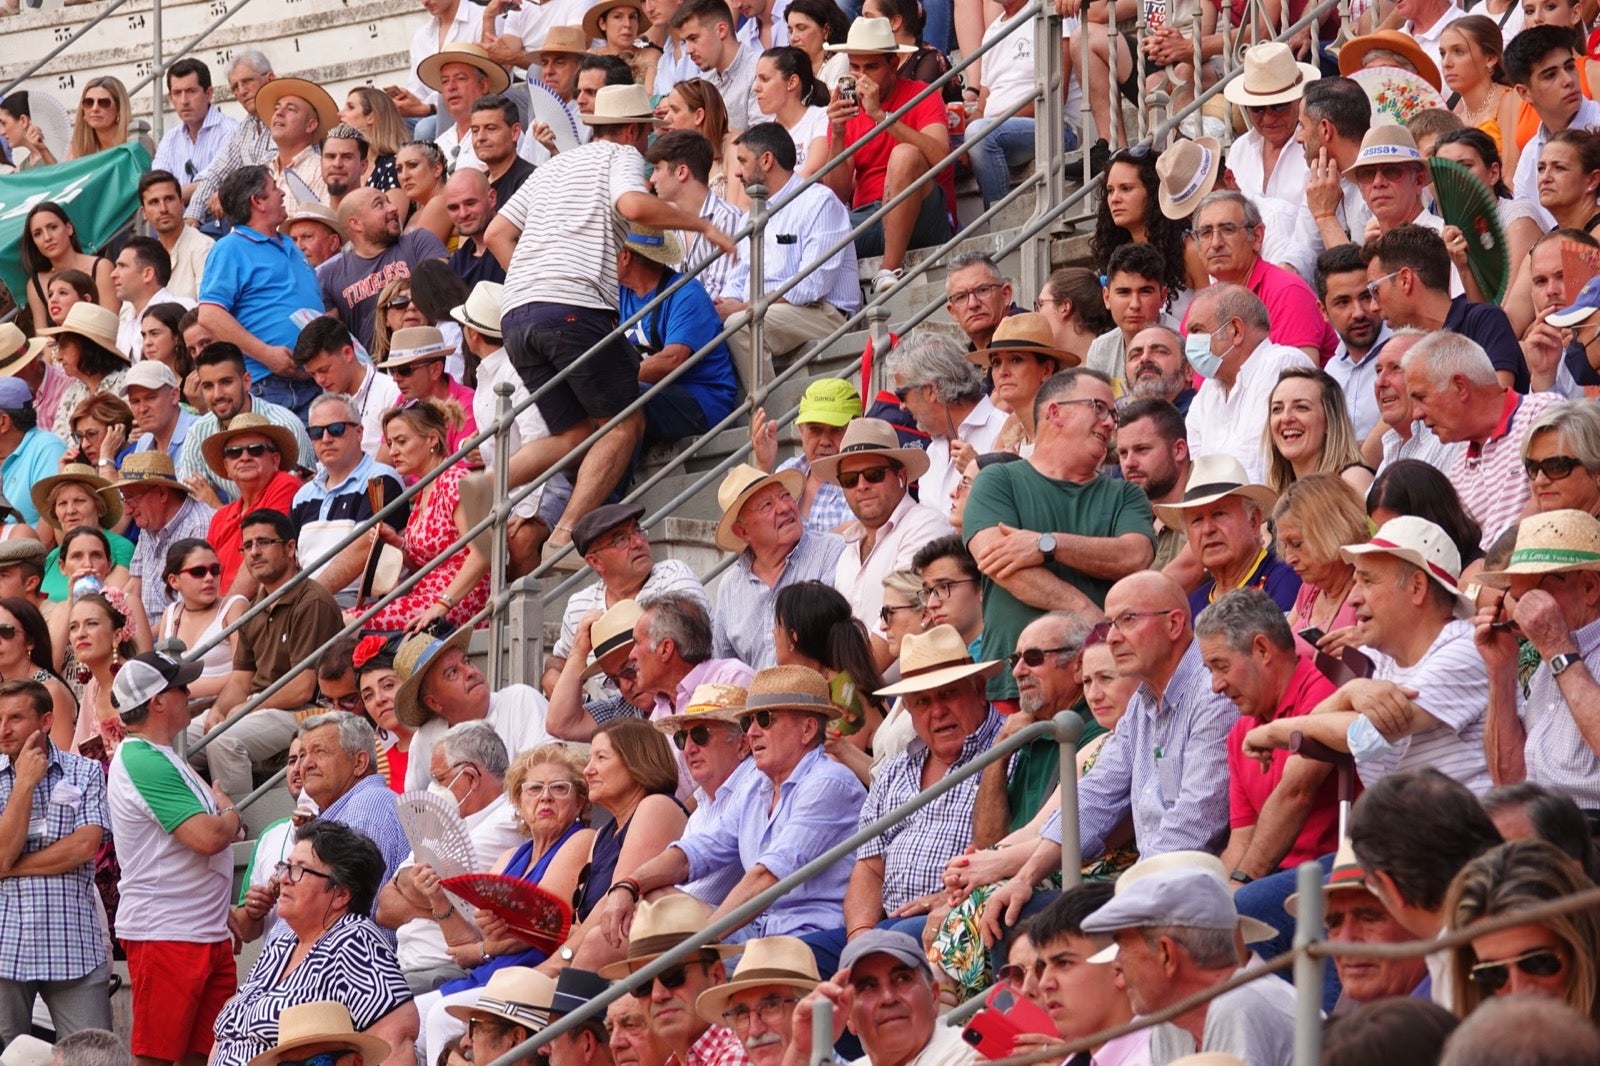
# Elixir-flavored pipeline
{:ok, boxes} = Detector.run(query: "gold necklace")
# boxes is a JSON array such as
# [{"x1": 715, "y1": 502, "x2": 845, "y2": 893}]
[{"x1": 1461, "y1": 83, "x2": 1502, "y2": 124}]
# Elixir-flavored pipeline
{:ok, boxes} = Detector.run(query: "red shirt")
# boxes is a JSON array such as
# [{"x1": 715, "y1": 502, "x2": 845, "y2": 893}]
[
  {"x1": 208, "y1": 471, "x2": 302, "y2": 591},
  {"x1": 843, "y1": 77, "x2": 959, "y2": 216},
  {"x1": 1226, "y1": 656, "x2": 1345, "y2": 870}
]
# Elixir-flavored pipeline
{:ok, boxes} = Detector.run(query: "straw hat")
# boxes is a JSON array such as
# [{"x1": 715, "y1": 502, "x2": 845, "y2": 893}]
[
  {"x1": 580, "y1": 598, "x2": 643, "y2": 681},
  {"x1": 445, "y1": 967, "x2": 555, "y2": 1029},
  {"x1": 1343, "y1": 123, "x2": 1424, "y2": 178},
  {"x1": 279, "y1": 201, "x2": 346, "y2": 243},
  {"x1": 529, "y1": 25, "x2": 591, "y2": 63},
  {"x1": 37, "y1": 302, "x2": 126, "y2": 361},
  {"x1": 875, "y1": 624, "x2": 1003, "y2": 696},
  {"x1": 112, "y1": 450, "x2": 193, "y2": 496},
  {"x1": 713, "y1": 463, "x2": 805, "y2": 553},
  {"x1": 1337, "y1": 29, "x2": 1442, "y2": 92},
  {"x1": 1284, "y1": 838, "x2": 1373, "y2": 917},
  {"x1": 1156, "y1": 136, "x2": 1222, "y2": 221},
  {"x1": 200, "y1": 411, "x2": 300, "y2": 478},
  {"x1": 825, "y1": 16, "x2": 918, "y2": 53},
  {"x1": 383, "y1": 326, "x2": 456, "y2": 371},
  {"x1": 254, "y1": 76, "x2": 341, "y2": 137},
  {"x1": 582, "y1": 84, "x2": 656, "y2": 125},
  {"x1": 0, "y1": 323, "x2": 48, "y2": 379},
  {"x1": 1342, "y1": 515, "x2": 1476, "y2": 619},
  {"x1": 732, "y1": 665, "x2": 838, "y2": 725},
  {"x1": 624, "y1": 223, "x2": 685, "y2": 268},
  {"x1": 393, "y1": 625, "x2": 474, "y2": 728},
  {"x1": 1112, "y1": 851, "x2": 1276, "y2": 942},
  {"x1": 245, "y1": 1002, "x2": 390, "y2": 1066},
  {"x1": 419, "y1": 42, "x2": 512, "y2": 95},
  {"x1": 32, "y1": 463, "x2": 123, "y2": 531},
  {"x1": 810, "y1": 417, "x2": 931, "y2": 485},
  {"x1": 597, "y1": 895, "x2": 738, "y2": 979},
  {"x1": 583, "y1": 0, "x2": 653, "y2": 41},
  {"x1": 1478, "y1": 509, "x2": 1600, "y2": 585},
  {"x1": 1222, "y1": 42, "x2": 1320, "y2": 107},
  {"x1": 1150, "y1": 454, "x2": 1278, "y2": 529},
  {"x1": 694, "y1": 936, "x2": 821, "y2": 1024},
  {"x1": 654, "y1": 681, "x2": 749, "y2": 733},
  {"x1": 451, "y1": 281, "x2": 504, "y2": 339},
  {"x1": 966, "y1": 312, "x2": 1081, "y2": 369},
  {"x1": 1, "y1": 1036, "x2": 53, "y2": 1066}
]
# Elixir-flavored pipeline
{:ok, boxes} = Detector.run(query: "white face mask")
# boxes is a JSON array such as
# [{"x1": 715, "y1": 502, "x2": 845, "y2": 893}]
[{"x1": 428, "y1": 765, "x2": 470, "y2": 813}]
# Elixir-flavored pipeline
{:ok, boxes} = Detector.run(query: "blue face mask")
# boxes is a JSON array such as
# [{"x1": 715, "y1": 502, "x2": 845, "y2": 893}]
[
  {"x1": 1346, "y1": 714, "x2": 1398, "y2": 764},
  {"x1": 1185, "y1": 331, "x2": 1223, "y2": 379}
]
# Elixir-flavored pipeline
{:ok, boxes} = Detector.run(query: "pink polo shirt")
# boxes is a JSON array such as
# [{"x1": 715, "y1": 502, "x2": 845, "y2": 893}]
[{"x1": 1246, "y1": 257, "x2": 1338, "y2": 366}]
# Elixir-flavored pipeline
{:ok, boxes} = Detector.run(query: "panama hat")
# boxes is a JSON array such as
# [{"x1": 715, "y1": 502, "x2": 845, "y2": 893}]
[
  {"x1": 445, "y1": 967, "x2": 555, "y2": 1029},
  {"x1": 382, "y1": 326, "x2": 456, "y2": 371},
  {"x1": 966, "y1": 312, "x2": 1081, "y2": 369},
  {"x1": 529, "y1": 25, "x2": 591, "y2": 63},
  {"x1": 582, "y1": 84, "x2": 656, "y2": 125},
  {"x1": 112, "y1": 450, "x2": 192, "y2": 496},
  {"x1": 1150, "y1": 454, "x2": 1278, "y2": 529},
  {"x1": 32, "y1": 463, "x2": 123, "y2": 531},
  {"x1": 1, "y1": 1036, "x2": 53, "y2": 1066},
  {"x1": 1111, "y1": 851, "x2": 1276, "y2": 943},
  {"x1": 713, "y1": 463, "x2": 805, "y2": 553},
  {"x1": 597, "y1": 894, "x2": 738, "y2": 979},
  {"x1": 1337, "y1": 29, "x2": 1442, "y2": 92},
  {"x1": 583, "y1": 0, "x2": 653, "y2": 41},
  {"x1": 452, "y1": 281, "x2": 504, "y2": 339},
  {"x1": 732, "y1": 665, "x2": 838, "y2": 726},
  {"x1": 694, "y1": 936, "x2": 821, "y2": 1024},
  {"x1": 580, "y1": 598, "x2": 643, "y2": 681},
  {"x1": 623, "y1": 223, "x2": 685, "y2": 268},
  {"x1": 279, "y1": 201, "x2": 346, "y2": 243},
  {"x1": 654, "y1": 680, "x2": 749, "y2": 733},
  {"x1": 393, "y1": 625, "x2": 474, "y2": 728},
  {"x1": 825, "y1": 16, "x2": 918, "y2": 53},
  {"x1": 1156, "y1": 136, "x2": 1222, "y2": 221},
  {"x1": 37, "y1": 302, "x2": 126, "y2": 361},
  {"x1": 1344, "y1": 123, "x2": 1424, "y2": 178},
  {"x1": 810, "y1": 417, "x2": 931, "y2": 484},
  {"x1": 254, "y1": 77, "x2": 340, "y2": 138},
  {"x1": 1478, "y1": 509, "x2": 1600, "y2": 585},
  {"x1": 200, "y1": 411, "x2": 299, "y2": 478},
  {"x1": 0, "y1": 324, "x2": 48, "y2": 378},
  {"x1": 419, "y1": 41, "x2": 512, "y2": 95},
  {"x1": 245, "y1": 1002, "x2": 390, "y2": 1066},
  {"x1": 1222, "y1": 42, "x2": 1320, "y2": 107},
  {"x1": 1342, "y1": 515, "x2": 1476, "y2": 619},
  {"x1": 1284, "y1": 838, "x2": 1375, "y2": 917},
  {"x1": 876, "y1": 624, "x2": 1003, "y2": 696}
]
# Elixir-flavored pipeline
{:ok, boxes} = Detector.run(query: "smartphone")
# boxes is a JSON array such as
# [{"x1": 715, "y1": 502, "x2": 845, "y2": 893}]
[
  {"x1": 960, "y1": 987, "x2": 1056, "y2": 1058},
  {"x1": 838, "y1": 75, "x2": 857, "y2": 105},
  {"x1": 1297, "y1": 627, "x2": 1324, "y2": 647}
]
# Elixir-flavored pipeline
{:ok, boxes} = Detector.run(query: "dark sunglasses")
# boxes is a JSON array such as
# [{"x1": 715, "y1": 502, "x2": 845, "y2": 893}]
[
  {"x1": 0, "y1": 624, "x2": 18, "y2": 641},
  {"x1": 739, "y1": 709, "x2": 778, "y2": 732},
  {"x1": 1525, "y1": 455, "x2": 1585, "y2": 481},
  {"x1": 838, "y1": 465, "x2": 893, "y2": 490},
  {"x1": 1007, "y1": 644, "x2": 1075, "y2": 668},
  {"x1": 181, "y1": 563, "x2": 223, "y2": 579},
  {"x1": 650, "y1": 961, "x2": 701, "y2": 990},
  {"x1": 386, "y1": 295, "x2": 412, "y2": 310},
  {"x1": 1468, "y1": 948, "x2": 1564, "y2": 993},
  {"x1": 223, "y1": 442, "x2": 276, "y2": 459},
  {"x1": 308, "y1": 421, "x2": 356, "y2": 441},
  {"x1": 280, "y1": 1054, "x2": 349, "y2": 1066},
  {"x1": 672, "y1": 724, "x2": 715, "y2": 750},
  {"x1": 1245, "y1": 101, "x2": 1293, "y2": 114}
]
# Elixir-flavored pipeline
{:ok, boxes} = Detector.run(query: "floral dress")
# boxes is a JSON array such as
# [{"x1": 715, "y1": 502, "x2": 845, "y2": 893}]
[{"x1": 366, "y1": 463, "x2": 489, "y2": 631}]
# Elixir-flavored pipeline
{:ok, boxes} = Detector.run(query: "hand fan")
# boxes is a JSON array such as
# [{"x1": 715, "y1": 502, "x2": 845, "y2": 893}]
[
  {"x1": 441, "y1": 873, "x2": 573, "y2": 952},
  {"x1": 1427, "y1": 156, "x2": 1510, "y2": 304},
  {"x1": 1350, "y1": 66, "x2": 1447, "y2": 126},
  {"x1": 527, "y1": 79, "x2": 580, "y2": 154},
  {"x1": 396, "y1": 789, "x2": 478, "y2": 877},
  {"x1": 28, "y1": 91, "x2": 70, "y2": 164}
]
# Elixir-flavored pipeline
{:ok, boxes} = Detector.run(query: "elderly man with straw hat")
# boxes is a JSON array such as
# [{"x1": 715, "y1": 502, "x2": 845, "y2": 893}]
[
  {"x1": 114, "y1": 451, "x2": 215, "y2": 625},
  {"x1": 603, "y1": 665, "x2": 865, "y2": 943},
  {"x1": 445, "y1": 968, "x2": 555, "y2": 1066},
  {"x1": 246, "y1": 1001, "x2": 392, "y2": 1066},
  {"x1": 710, "y1": 465, "x2": 843, "y2": 670},
  {"x1": 1222, "y1": 43, "x2": 1317, "y2": 210},
  {"x1": 200, "y1": 410, "x2": 303, "y2": 595},
  {"x1": 654, "y1": 681, "x2": 756, "y2": 911},
  {"x1": 694, "y1": 937, "x2": 818, "y2": 1066},
  {"x1": 253, "y1": 76, "x2": 340, "y2": 210},
  {"x1": 0, "y1": 323, "x2": 69, "y2": 442},
  {"x1": 1156, "y1": 138, "x2": 1308, "y2": 281},
  {"x1": 548, "y1": 599, "x2": 655, "y2": 743},
  {"x1": 1477, "y1": 509, "x2": 1600, "y2": 808}
]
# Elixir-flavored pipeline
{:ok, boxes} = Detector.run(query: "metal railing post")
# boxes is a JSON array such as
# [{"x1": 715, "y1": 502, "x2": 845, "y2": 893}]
[
  {"x1": 151, "y1": 0, "x2": 164, "y2": 140},
  {"x1": 868, "y1": 306, "x2": 892, "y2": 399},
  {"x1": 1053, "y1": 711, "x2": 1084, "y2": 888},
  {"x1": 1292, "y1": 861, "x2": 1325, "y2": 1066},
  {"x1": 487, "y1": 382, "x2": 513, "y2": 690},
  {"x1": 746, "y1": 180, "x2": 770, "y2": 403},
  {"x1": 1025, "y1": 2, "x2": 1065, "y2": 291}
]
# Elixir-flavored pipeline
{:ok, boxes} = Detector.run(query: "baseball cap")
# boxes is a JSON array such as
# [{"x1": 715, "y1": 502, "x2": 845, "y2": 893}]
[
  {"x1": 838, "y1": 929, "x2": 931, "y2": 975},
  {"x1": 123, "y1": 360, "x2": 181, "y2": 392},
  {"x1": 1549, "y1": 275, "x2": 1600, "y2": 328},
  {"x1": 0, "y1": 378, "x2": 31, "y2": 411},
  {"x1": 1081, "y1": 868, "x2": 1241, "y2": 962},
  {"x1": 112, "y1": 649, "x2": 204, "y2": 718},
  {"x1": 797, "y1": 379, "x2": 863, "y2": 427}
]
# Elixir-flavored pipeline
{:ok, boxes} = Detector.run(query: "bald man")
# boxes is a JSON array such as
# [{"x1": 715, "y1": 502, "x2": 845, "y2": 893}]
[
  {"x1": 981, "y1": 572, "x2": 1240, "y2": 941},
  {"x1": 318, "y1": 186, "x2": 448, "y2": 347},
  {"x1": 445, "y1": 168, "x2": 506, "y2": 288}
]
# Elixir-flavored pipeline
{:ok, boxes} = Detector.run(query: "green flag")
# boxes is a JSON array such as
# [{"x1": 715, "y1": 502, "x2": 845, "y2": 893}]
[{"x1": 0, "y1": 141, "x2": 151, "y2": 311}]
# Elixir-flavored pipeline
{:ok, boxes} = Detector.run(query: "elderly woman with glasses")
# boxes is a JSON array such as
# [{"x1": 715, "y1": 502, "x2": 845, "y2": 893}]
[
  {"x1": 1521, "y1": 400, "x2": 1600, "y2": 517},
  {"x1": 211, "y1": 820, "x2": 417, "y2": 1066}
]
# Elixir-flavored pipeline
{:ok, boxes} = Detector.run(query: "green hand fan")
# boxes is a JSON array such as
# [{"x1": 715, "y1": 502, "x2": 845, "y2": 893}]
[{"x1": 1427, "y1": 156, "x2": 1510, "y2": 304}]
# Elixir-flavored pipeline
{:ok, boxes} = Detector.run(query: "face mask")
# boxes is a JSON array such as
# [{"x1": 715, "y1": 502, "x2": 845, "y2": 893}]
[
  {"x1": 1185, "y1": 332, "x2": 1223, "y2": 378},
  {"x1": 427, "y1": 777, "x2": 464, "y2": 814},
  {"x1": 1346, "y1": 714, "x2": 1398, "y2": 764}
]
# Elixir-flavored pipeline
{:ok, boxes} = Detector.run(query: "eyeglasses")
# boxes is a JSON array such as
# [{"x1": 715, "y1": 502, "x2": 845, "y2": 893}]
[
  {"x1": 611, "y1": 661, "x2": 639, "y2": 683},
  {"x1": 1363, "y1": 271, "x2": 1400, "y2": 303},
  {"x1": 181, "y1": 563, "x2": 223, "y2": 579},
  {"x1": 1107, "y1": 609, "x2": 1174, "y2": 633},
  {"x1": 1007, "y1": 645, "x2": 1075, "y2": 668},
  {"x1": 595, "y1": 525, "x2": 643, "y2": 552},
  {"x1": 720, "y1": 995, "x2": 800, "y2": 1031},
  {"x1": 223, "y1": 442, "x2": 277, "y2": 459},
  {"x1": 241, "y1": 537, "x2": 285, "y2": 553},
  {"x1": 1056, "y1": 397, "x2": 1114, "y2": 422},
  {"x1": 1032, "y1": 296, "x2": 1057, "y2": 312},
  {"x1": 1468, "y1": 948, "x2": 1564, "y2": 993},
  {"x1": 308, "y1": 421, "x2": 356, "y2": 441},
  {"x1": 521, "y1": 780, "x2": 577, "y2": 799},
  {"x1": 946, "y1": 282, "x2": 1005, "y2": 306},
  {"x1": 1354, "y1": 162, "x2": 1418, "y2": 185},
  {"x1": 672, "y1": 724, "x2": 717, "y2": 749},
  {"x1": 82, "y1": 96, "x2": 115, "y2": 109},
  {"x1": 386, "y1": 295, "x2": 413, "y2": 310},
  {"x1": 920, "y1": 577, "x2": 977, "y2": 605},
  {"x1": 838, "y1": 465, "x2": 893, "y2": 490},
  {"x1": 466, "y1": 1018, "x2": 510, "y2": 1039},
  {"x1": 1525, "y1": 455, "x2": 1586, "y2": 481},
  {"x1": 995, "y1": 964, "x2": 1026, "y2": 987},
  {"x1": 880, "y1": 602, "x2": 920, "y2": 626},
  {"x1": 274, "y1": 860, "x2": 335, "y2": 885},
  {"x1": 314, "y1": 692, "x2": 363, "y2": 712},
  {"x1": 1193, "y1": 221, "x2": 1253, "y2": 242},
  {"x1": 0, "y1": 624, "x2": 18, "y2": 641}
]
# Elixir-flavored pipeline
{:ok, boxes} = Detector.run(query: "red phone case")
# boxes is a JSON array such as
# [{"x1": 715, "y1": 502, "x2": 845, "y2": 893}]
[{"x1": 961, "y1": 987, "x2": 1057, "y2": 1058}]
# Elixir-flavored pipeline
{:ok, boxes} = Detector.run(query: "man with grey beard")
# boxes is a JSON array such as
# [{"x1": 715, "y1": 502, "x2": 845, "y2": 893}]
[{"x1": 1124, "y1": 325, "x2": 1194, "y2": 414}]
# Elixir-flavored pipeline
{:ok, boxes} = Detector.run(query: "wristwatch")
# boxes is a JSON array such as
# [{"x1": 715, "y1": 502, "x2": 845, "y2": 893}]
[
  {"x1": 1551, "y1": 652, "x2": 1582, "y2": 676},
  {"x1": 1037, "y1": 532, "x2": 1057, "y2": 557},
  {"x1": 559, "y1": 946, "x2": 575, "y2": 962},
  {"x1": 1229, "y1": 870, "x2": 1253, "y2": 885}
]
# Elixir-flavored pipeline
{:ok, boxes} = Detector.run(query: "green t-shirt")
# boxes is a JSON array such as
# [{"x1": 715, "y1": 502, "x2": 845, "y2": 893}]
[
  {"x1": 963, "y1": 463, "x2": 1154, "y2": 699},
  {"x1": 1005, "y1": 702, "x2": 1107, "y2": 832},
  {"x1": 43, "y1": 531, "x2": 136, "y2": 603}
]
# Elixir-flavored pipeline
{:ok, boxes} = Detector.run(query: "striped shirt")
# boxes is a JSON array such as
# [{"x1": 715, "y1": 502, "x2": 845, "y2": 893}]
[
  {"x1": 184, "y1": 115, "x2": 273, "y2": 222},
  {"x1": 1519, "y1": 615, "x2": 1600, "y2": 808},
  {"x1": 712, "y1": 530, "x2": 846, "y2": 669},
  {"x1": 687, "y1": 191, "x2": 742, "y2": 305},
  {"x1": 1448, "y1": 390, "x2": 1562, "y2": 550},
  {"x1": 1376, "y1": 420, "x2": 1466, "y2": 479},
  {"x1": 153, "y1": 105, "x2": 240, "y2": 187}
]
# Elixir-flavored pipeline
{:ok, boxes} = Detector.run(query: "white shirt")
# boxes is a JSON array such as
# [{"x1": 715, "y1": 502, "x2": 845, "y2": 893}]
[
  {"x1": 851, "y1": 1025, "x2": 974, "y2": 1066},
  {"x1": 834, "y1": 493, "x2": 953, "y2": 632},
  {"x1": 502, "y1": 0, "x2": 588, "y2": 58},
  {"x1": 436, "y1": 121, "x2": 484, "y2": 174},
  {"x1": 404, "y1": 685, "x2": 555, "y2": 792},
  {"x1": 152, "y1": 105, "x2": 239, "y2": 188},
  {"x1": 1294, "y1": 175, "x2": 1374, "y2": 259},
  {"x1": 1228, "y1": 127, "x2": 1309, "y2": 210},
  {"x1": 704, "y1": 42, "x2": 762, "y2": 131},
  {"x1": 165, "y1": 225, "x2": 214, "y2": 302},
  {"x1": 723, "y1": 174, "x2": 861, "y2": 313},
  {"x1": 474, "y1": 346, "x2": 553, "y2": 519},
  {"x1": 978, "y1": 8, "x2": 1035, "y2": 117},
  {"x1": 1513, "y1": 96, "x2": 1600, "y2": 229},
  {"x1": 1325, "y1": 323, "x2": 1390, "y2": 440},
  {"x1": 924, "y1": 395, "x2": 1009, "y2": 506},
  {"x1": 1404, "y1": 2, "x2": 1467, "y2": 73},
  {"x1": 735, "y1": 8, "x2": 790, "y2": 50},
  {"x1": 350, "y1": 362, "x2": 404, "y2": 456},
  {"x1": 1187, "y1": 339, "x2": 1316, "y2": 482},
  {"x1": 408, "y1": 0, "x2": 489, "y2": 104},
  {"x1": 395, "y1": 792, "x2": 525, "y2": 973},
  {"x1": 1252, "y1": 190, "x2": 1313, "y2": 281},
  {"x1": 118, "y1": 286, "x2": 195, "y2": 360},
  {"x1": 554, "y1": 558, "x2": 708, "y2": 661},
  {"x1": 654, "y1": 38, "x2": 703, "y2": 97}
]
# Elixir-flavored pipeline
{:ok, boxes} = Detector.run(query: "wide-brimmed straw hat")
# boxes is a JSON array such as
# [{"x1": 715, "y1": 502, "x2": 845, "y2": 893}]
[
  {"x1": 0, "y1": 324, "x2": 48, "y2": 379},
  {"x1": 1342, "y1": 515, "x2": 1476, "y2": 619},
  {"x1": 1343, "y1": 123, "x2": 1424, "y2": 178},
  {"x1": 597, "y1": 895, "x2": 738, "y2": 979},
  {"x1": 825, "y1": 16, "x2": 918, "y2": 53},
  {"x1": 714, "y1": 463, "x2": 805, "y2": 553},
  {"x1": 583, "y1": 0, "x2": 653, "y2": 41},
  {"x1": 654, "y1": 681, "x2": 748, "y2": 733},
  {"x1": 254, "y1": 76, "x2": 340, "y2": 137},
  {"x1": 112, "y1": 450, "x2": 192, "y2": 496},
  {"x1": 810, "y1": 417, "x2": 931, "y2": 484},
  {"x1": 1222, "y1": 42, "x2": 1320, "y2": 107},
  {"x1": 1156, "y1": 136, "x2": 1222, "y2": 220},
  {"x1": 1150, "y1": 454, "x2": 1278, "y2": 529},
  {"x1": 1478, "y1": 509, "x2": 1600, "y2": 585},
  {"x1": 279, "y1": 201, "x2": 345, "y2": 242},
  {"x1": 382, "y1": 326, "x2": 455, "y2": 371},
  {"x1": 201, "y1": 411, "x2": 299, "y2": 478},
  {"x1": 966, "y1": 312, "x2": 1081, "y2": 370},
  {"x1": 733, "y1": 665, "x2": 838, "y2": 725},
  {"x1": 245, "y1": 1002, "x2": 391, "y2": 1066},
  {"x1": 1110, "y1": 851, "x2": 1276, "y2": 943},
  {"x1": 419, "y1": 42, "x2": 512, "y2": 95},
  {"x1": 451, "y1": 281, "x2": 504, "y2": 339},
  {"x1": 444, "y1": 967, "x2": 555, "y2": 1029},
  {"x1": 581, "y1": 599, "x2": 643, "y2": 681},
  {"x1": 876, "y1": 624, "x2": 1003, "y2": 696},
  {"x1": 624, "y1": 223, "x2": 685, "y2": 268},
  {"x1": 1337, "y1": 29, "x2": 1442, "y2": 92},
  {"x1": 529, "y1": 25, "x2": 591, "y2": 63},
  {"x1": 37, "y1": 303, "x2": 126, "y2": 362},
  {"x1": 1284, "y1": 838, "x2": 1373, "y2": 917},
  {"x1": 32, "y1": 463, "x2": 122, "y2": 531},
  {"x1": 694, "y1": 936, "x2": 821, "y2": 1024},
  {"x1": 394, "y1": 626, "x2": 474, "y2": 728},
  {"x1": 582, "y1": 84, "x2": 656, "y2": 125}
]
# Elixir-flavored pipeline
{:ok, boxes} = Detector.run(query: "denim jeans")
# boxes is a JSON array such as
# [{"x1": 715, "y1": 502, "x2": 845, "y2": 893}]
[
  {"x1": 251, "y1": 374, "x2": 320, "y2": 424},
  {"x1": 965, "y1": 117, "x2": 1080, "y2": 208},
  {"x1": 1235, "y1": 853, "x2": 1342, "y2": 1013}
]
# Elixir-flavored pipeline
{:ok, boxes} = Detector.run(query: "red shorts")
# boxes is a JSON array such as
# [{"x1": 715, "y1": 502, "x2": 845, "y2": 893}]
[{"x1": 122, "y1": 939, "x2": 237, "y2": 1061}]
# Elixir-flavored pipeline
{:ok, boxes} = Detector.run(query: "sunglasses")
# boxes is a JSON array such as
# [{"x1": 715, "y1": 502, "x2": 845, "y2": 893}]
[
  {"x1": 672, "y1": 724, "x2": 716, "y2": 749},
  {"x1": 838, "y1": 465, "x2": 893, "y2": 490},
  {"x1": 1525, "y1": 455, "x2": 1585, "y2": 481},
  {"x1": 1468, "y1": 948, "x2": 1564, "y2": 993},
  {"x1": 82, "y1": 96, "x2": 115, "y2": 109},
  {"x1": 996, "y1": 964, "x2": 1025, "y2": 987},
  {"x1": 1007, "y1": 644, "x2": 1075, "y2": 668},
  {"x1": 0, "y1": 624, "x2": 18, "y2": 641},
  {"x1": 739, "y1": 709, "x2": 781, "y2": 732},
  {"x1": 1245, "y1": 101, "x2": 1293, "y2": 114},
  {"x1": 308, "y1": 421, "x2": 356, "y2": 441},
  {"x1": 280, "y1": 1053, "x2": 350, "y2": 1066},
  {"x1": 386, "y1": 295, "x2": 413, "y2": 310},
  {"x1": 648, "y1": 960, "x2": 705, "y2": 991},
  {"x1": 223, "y1": 442, "x2": 276, "y2": 459},
  {"x1": 181, "y1": 563, "x2": 223, "y2": 579}
]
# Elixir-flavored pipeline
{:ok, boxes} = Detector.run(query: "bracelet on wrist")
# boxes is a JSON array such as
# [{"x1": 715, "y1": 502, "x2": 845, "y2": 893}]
[
  {"x1": 432, "y1": 905, "x2": 453, "y2": 920},
  {"x1": 610, "y1": 878, "x2": 642, "y2": 901}
]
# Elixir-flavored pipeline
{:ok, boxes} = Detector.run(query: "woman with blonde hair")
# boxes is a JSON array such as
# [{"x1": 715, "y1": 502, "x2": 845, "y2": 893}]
[
  {"x1": 1272, "y1": 474, "x2": 1368, "y2": 646},
  {"x1": 69, "y1": 76, "x2": 131, "y2": 159},
  {"x1": 1263, "y1": 367, "x2": 1372, "y2": 497},
  {"x1": 340, "y1": 86, "x2": 407, "y2": 188},
  {"x1": 371, "y1": 278, "x2": 425, "y2": 364},
  {"x1": 395, "y1": 140, "x2": 454, "y2": 243}
]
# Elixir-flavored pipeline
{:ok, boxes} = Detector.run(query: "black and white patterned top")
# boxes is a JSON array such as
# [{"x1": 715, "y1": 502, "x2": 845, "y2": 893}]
[{"x1": 211, "y1": 913, "x2": 412, "y2": 1066}]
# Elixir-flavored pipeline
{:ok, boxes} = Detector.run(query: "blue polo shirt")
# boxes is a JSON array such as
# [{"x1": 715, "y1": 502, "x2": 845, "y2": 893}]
[
  {"x1": 198, "y1": 224, "x2": 321, "y2": 381},
  {"x1": 618, "y1": 270, "x2": 740, "y2": 427},
  {"x1": 2, "y1": 428, "x2": 68, "y2": 526}
]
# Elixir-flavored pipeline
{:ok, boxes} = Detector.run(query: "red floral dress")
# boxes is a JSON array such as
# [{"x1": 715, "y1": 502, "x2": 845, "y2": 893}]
[{"x1": 367, "y1": 464, "x2": 490, "y2": 630}]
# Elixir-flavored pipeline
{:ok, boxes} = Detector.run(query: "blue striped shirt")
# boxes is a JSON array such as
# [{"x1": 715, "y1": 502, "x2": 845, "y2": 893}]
[
  {"x1": 712, "y1": 530, "x2": 845, "y2": 669},
  {"x1": 153, "y1": 104, "x2": 240, "y2": 186}
]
